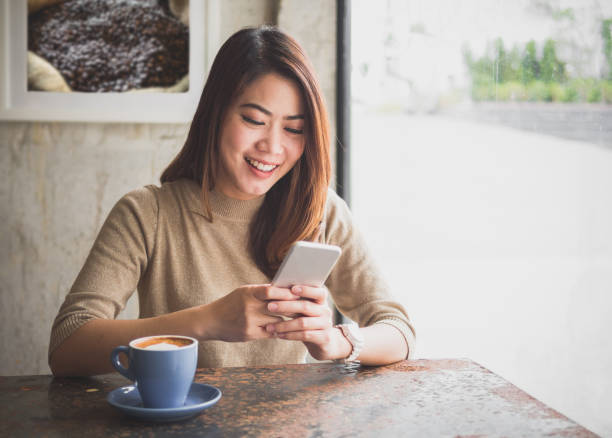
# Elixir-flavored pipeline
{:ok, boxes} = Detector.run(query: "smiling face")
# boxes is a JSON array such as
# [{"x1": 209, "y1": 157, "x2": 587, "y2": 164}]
[{"x1": 215, "y1": 72, "x2": 306, "y2": 200}]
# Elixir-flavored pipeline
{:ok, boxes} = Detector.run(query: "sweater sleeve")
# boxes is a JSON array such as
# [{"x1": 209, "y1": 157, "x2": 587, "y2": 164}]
[
  {"x1": 323, "y1": 190, "x2": 416, "y2": 359},
  {"x1": 48, "y1": 186, "x2": 158, "y2": 358}
]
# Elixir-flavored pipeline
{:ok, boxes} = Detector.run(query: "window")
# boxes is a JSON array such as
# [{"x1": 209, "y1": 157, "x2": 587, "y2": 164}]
[{"x1": 351, "y1": 1, "x2": 612, "y2": 435}]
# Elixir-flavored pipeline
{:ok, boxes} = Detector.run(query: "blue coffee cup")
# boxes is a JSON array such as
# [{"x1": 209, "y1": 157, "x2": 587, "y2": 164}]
[{"x1": 111, "y1": 335, "x2": 198, "y2": 408}]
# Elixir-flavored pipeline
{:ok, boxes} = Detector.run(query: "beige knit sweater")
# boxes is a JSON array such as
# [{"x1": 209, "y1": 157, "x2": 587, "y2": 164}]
[{"x1": 49, "y1": 179, "x2": 415, "y2": 367}]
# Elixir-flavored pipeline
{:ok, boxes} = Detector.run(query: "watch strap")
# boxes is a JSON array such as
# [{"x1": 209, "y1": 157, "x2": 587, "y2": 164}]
[{"x1": 334, "y1": 323, "x2": 364, "y2": 363}]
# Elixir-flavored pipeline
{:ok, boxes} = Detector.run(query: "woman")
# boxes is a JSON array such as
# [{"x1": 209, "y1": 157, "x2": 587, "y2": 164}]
[{"x1": 49, "y1": 26, "x2": 415, "y2": 376}]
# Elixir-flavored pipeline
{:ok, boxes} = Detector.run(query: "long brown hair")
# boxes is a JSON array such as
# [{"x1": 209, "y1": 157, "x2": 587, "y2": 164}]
[{"x1": 161, "y1": 26, "x2": 331, "y2": 277}]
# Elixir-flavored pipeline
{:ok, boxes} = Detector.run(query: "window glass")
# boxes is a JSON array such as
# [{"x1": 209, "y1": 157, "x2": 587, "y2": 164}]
[{"x1": 351, "y1": 1, "x2": 612, "y2": 435}]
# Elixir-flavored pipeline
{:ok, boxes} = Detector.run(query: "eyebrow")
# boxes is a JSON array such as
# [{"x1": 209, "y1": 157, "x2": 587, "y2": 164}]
[{"x1": 240, "y1": 103, "x2": 304, "y2": 120}]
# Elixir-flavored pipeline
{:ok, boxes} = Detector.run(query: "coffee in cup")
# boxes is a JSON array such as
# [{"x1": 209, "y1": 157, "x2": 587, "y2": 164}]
[
  {"x1": 111, "y1": 335, "x2": 198, "y2": 409},
  {"x1": 134, "y1": 336, "x2": 194, "y2": 350}
]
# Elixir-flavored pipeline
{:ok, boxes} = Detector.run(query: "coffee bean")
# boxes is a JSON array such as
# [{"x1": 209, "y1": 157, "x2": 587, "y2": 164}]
[{"x1": 28, "y1": 0, "x2": 188, "y2": 92}]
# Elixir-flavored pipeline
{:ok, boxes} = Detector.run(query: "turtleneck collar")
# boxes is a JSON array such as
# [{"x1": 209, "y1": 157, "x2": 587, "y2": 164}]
[{"x1": 185, "y1": 179, "x2": 265, "y2": 222}]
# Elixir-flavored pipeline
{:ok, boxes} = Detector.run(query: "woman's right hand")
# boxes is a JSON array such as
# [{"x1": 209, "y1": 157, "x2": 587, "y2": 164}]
[
  {"x1": 204, "y1": 285, "x2": 299, "y2": 342},
  {"x1": 49, "y1": 285, "x2": 298, "y2": 376}
]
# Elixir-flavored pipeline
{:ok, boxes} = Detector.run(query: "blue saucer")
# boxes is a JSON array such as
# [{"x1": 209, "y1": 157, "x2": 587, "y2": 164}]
[{"x1": 107, "y1": 382, "x2": 221, "y2": 422}]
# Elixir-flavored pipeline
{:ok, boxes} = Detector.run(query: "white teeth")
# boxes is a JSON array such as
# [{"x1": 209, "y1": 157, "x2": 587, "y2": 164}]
[{"x1": 246, "y1": 158, "x2": 278, "y2": 172}]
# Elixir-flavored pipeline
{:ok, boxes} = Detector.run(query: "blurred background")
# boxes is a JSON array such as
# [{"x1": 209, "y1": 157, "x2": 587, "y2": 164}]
[{"x1": 351, "y1": 0, "x2": 612, "y2": 436}]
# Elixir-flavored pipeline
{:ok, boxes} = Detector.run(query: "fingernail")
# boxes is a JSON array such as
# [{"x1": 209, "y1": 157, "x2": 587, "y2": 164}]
[
  {"x1": 266, "y1": 324, "x2": 275, "y2": 333},
  {"x1": 268, "y1": 302, "x2": 278, "y2": 311},
  {"x1": 292, "y1": 286, "x2": 302, "y2": 295}
]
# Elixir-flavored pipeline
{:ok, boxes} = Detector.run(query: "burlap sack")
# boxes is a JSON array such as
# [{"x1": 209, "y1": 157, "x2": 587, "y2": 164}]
[
  {"x1": 27, "y1": 0, "x2": 190, "y2": 93},
  {"x1": 169, "y1": 0, "x2": 189, "y2": 26},
  {"x1": 27, "y1": 52, "x2": 71, "y2": 92}
]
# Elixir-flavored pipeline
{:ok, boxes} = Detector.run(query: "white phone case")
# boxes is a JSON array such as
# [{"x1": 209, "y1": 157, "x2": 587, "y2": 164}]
[{"x1": 271, "y1": 241, "x2": 342, "y2": 288}]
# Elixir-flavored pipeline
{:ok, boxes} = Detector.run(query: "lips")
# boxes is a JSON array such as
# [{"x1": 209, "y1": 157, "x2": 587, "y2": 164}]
[{"x1": 245, "y1": 157, "x2": 280, "y2": 173}]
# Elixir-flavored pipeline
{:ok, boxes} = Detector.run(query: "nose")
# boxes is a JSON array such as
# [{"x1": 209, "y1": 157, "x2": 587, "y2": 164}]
[{"x1": 256, "y1": 125, "x2": 283, "y2": 155}]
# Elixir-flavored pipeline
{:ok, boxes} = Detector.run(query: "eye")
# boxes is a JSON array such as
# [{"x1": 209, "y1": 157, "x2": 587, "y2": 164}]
[
  {"x1": 241, "y1": 115, "x2": 264, "y2": 126},
  {"x1": 284, "y1": 127, "x2": 304, "y2": 135}
]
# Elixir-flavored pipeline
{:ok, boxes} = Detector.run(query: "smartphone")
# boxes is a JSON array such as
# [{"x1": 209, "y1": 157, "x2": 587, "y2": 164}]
[{"x1": 271, "y1": 241, "x2": 342, "y2": 288}]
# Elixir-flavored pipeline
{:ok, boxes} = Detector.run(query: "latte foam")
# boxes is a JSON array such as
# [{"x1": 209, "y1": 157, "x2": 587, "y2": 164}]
[{"x1": 144, "y1": 342, "x2": 181, "y2": 351}]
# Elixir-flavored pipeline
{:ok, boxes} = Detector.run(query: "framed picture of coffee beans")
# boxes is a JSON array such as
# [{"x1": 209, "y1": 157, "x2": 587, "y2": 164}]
[{"x1": 0, "y1": 0, "x2": 220, "y2": 123}]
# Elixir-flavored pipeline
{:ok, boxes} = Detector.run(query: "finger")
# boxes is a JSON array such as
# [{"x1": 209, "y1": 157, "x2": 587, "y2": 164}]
[
  {"x1": 291, "y1": 285, "x2": 328, "y2": 304},
  {"x1": 266, "y1": 316, "x2": 331, "y2": 334},
  {"x1": 255, "y1": 324, "x2": 280, "y2": 340},
  {"x1": 267, "y1": 299, "x2": 329, "y2": 317},
  {"x1": 269, "y1": 312, "x2": 300, "y2": 319},
  {"x1": 258, "y1": 314, "x2": 284, "y2": 328},
  {"x1": 252, "y1": 285, "x2": 300, "y2": 301},
  {"x1": 276, "y1": 329, "x2": 329, "y2": 343},
  {"x1": 257, "y1": 299, "x2": 299, "y2": 319}
]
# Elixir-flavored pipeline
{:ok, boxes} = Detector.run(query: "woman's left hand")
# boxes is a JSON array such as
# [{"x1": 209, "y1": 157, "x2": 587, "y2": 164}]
[{"x1": 265, "y1": 285, "x2": 352, "y2": 361}]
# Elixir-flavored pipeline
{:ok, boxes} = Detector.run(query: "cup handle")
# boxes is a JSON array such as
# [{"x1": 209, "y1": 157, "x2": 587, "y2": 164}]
[{"x1": 110, "y1": 346, "x2": 135, "y2": 381}]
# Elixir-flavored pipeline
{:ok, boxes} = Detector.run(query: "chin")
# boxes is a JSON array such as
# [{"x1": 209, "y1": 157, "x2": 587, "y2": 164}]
[
  {"x1": 238, "y1": 183, "x2": 273, "y2": 199},
  {"x1": 235, "y1": 171, "x2": 284, "y2": 198},
  {"x1": 250, "y1": 185, "x2": 273, "y2": 197}
]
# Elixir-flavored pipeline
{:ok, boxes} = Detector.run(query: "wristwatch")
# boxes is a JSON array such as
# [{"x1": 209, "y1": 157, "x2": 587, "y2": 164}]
[{"x1": 334, "y1": 323, "x2": 364, "y2": 363}]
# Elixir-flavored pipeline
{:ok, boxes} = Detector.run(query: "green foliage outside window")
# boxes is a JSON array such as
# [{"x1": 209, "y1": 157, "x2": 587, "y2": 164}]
[
  {"x1": 464, "y1": 29, "x2": 612, "y2": 104},
  {"x1": 603, "y1": 19, "x2": 612, "y2": 81}
]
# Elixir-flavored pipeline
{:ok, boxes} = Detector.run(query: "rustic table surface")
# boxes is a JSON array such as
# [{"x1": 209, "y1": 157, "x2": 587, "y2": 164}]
[{"x1": 0, "y1": 359, "x2": 596, "y2": 437}]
